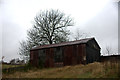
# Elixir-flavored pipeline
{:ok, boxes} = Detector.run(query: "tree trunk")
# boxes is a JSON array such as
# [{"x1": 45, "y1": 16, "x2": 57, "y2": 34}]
[{"x1": 49, "y1": 40, "x2": 52, "y2": 44}]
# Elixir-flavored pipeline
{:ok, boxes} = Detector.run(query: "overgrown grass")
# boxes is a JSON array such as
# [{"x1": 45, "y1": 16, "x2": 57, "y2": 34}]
[
  {"x1": 2, "y1": 62, "x2": 120, "y2": 78},
  {"x1": 2, "y1": 64, "x2": 25, "y2": 69},
  {"x1": 2, "y1": 62, "x2": 33, "y2": 74}
]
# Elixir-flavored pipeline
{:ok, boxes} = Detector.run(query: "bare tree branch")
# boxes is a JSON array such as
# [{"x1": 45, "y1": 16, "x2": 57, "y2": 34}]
[
  {"x1": 105, "y1": 46, "x2": 112, "y2": 55},
  {"x1": 73, "y1": 28, "x2": 90, "y2": 40},
  {"x1": 19, "y1": 9, "x2": 74, "y2": 61}
]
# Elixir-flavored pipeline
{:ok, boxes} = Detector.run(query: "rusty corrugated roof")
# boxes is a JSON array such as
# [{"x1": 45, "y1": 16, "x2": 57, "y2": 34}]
[{"x1": 31, "y1": 37, "x2": 94, "y2": 51}]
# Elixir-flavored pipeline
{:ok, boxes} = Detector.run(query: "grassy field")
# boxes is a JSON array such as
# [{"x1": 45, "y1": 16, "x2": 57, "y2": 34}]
[
  {"x1": 2, "y1": 62, "x2": 120, "y2": 78},
  {"x1": 2, "y1": 64, "x2": 25, "y2": 69}
]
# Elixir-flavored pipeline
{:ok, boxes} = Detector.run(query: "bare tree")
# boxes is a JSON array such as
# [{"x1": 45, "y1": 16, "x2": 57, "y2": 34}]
[
  {"x1": 73, "y1": 28, "x2": 90, "y2": 40},
  {"x1": 19, "y1": 40, "x2": 31, "y2": 61},
  {"x1": 105, "y1": 46, "x2": 113, "y2": 55},
  {"x1": 19, "y1": 9, "x2": 74, "y2": 61},
  {"x1": 30, "y1": 9, "x2": 73, "y2": 44}
]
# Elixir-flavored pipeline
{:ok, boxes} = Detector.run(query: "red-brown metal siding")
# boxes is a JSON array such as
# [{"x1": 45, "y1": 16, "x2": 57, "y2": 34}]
[
  {"x1": 63, "y1": 44, "x2": 86, "y2": 66},
  {"x1": 31, "y1": 38, "x2": 94, "y2": 51},
  {"x1": 30, "y1": 50, "x2": 39, "y2": 67},
  {"x1": 30, "y1": 38, "x2": 100, "y2": 68},
  {"x1": 30, "y1": 44, "x2": 86, "y2": 67},
  {"x1": 30, "y1": 51, "x2": 33, "y2": 66},
  {"x1": 82, "y1": 44, "x2": 86, "y2": 64},
  {"x1": 49, "y1": 48, "x2": 54, "y2": 67},
  {"x1": 71, "y1": 45, "x2": 77, "y2": 65},
  {"x1": 77, "y1": 44, "x2": 85, "y2": 64},
  {"x1": 64, "y1": 45, "x2": 73, "y2": 66},
  {"x1": 100, "y1": 55, "x2": 120, "y2": 63},
  {"x1": 44, "y1": 48, "x2": 54, "y2": 67}
]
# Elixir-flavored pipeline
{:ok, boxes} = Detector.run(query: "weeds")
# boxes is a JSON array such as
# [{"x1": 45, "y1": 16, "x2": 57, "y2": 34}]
[
  {"x1": 2, "y1": 61, "x2": 120, "y2": 78},
  {"x1": 2, "y1": 62, "x2": 33, "y2": 74}
]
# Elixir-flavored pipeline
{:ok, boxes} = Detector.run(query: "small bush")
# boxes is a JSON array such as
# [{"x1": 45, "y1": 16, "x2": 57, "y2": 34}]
[{"x1": 2, "y1": 62, "x2": 33, "y2": 74}]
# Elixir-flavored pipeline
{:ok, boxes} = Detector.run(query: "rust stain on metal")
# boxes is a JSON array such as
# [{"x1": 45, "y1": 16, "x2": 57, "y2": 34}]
[
  {"x1": 31, "y1": 38, "x2": 95, "y2": 51},
  {"x1": 30, "y1": 37, "x2": 101, "y2": 68}
]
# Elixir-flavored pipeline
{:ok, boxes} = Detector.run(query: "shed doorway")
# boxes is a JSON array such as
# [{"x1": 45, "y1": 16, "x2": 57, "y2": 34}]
[{"x1": 54, "y1": 47, "x2": 64, "y2": 67}]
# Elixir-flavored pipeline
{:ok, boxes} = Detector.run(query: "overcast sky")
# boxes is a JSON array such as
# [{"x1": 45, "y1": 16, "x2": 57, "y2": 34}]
[{"x1": 0, "y1": 0, "x2": 119, "y2": 62}]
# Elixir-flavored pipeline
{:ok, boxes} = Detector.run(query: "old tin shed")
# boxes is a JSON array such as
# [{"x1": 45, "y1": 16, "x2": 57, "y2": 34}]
[
  {"x1": 100, "y1": 55, "x2": 120, "y2": 63},
  {"x1": 30, "y1": 37, "x2": 101, "y2": 67}
]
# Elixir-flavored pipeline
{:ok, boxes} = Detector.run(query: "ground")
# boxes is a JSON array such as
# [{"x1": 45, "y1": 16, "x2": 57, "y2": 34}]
[
  {"x1": 2, "y1": 62, "x2": 120, "y2": 78},
  {"x1": 2, "y1": 64, "x2": 24, "y2": 69}
]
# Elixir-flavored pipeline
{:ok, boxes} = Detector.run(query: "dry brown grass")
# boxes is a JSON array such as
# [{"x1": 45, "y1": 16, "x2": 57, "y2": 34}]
[{"x1": 2, "y1": 62, "x2": 120, "y2": 78}]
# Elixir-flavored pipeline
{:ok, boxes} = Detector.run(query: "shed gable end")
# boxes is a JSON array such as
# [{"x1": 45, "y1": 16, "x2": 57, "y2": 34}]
[{"x1": 87, "y1": 38, "x2": 100, "y2": 50}]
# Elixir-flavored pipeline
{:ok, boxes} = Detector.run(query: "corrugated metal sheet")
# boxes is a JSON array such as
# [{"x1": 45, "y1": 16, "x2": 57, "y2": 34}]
[
  {"x1": 64, "y1": 45, "x2": 73, "y2": 66},
  {"x1": 30, "y1": 50, "x2": 39, "y2": 67},
  {"x1": 31, "y1": 37, "x2": 94, "y2": 51},
  {"x1": 100, "y1": 55, "x2": 120, "y2": 62},
  {"x1": 30, "y1": 37, "x2": 101, "y2": 68}
]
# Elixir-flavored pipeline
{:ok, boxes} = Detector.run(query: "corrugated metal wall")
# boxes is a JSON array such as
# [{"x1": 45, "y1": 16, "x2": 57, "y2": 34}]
[
  {"x1": 100, "y1": 55, "x2": 120, "y2": 63},
  {"x1": 30, "y1": 44, "x2": 91, "y2": 67},
  {"x1": 30, "y1": 38, "x2": 101, "y2": 68},
  {"x1": 44, "y1": 48, "x2": 54, "y2": 67},
  {"x1": 30, "y1": 50, "x2": 39, "y2": 67},
  {"x1": 86, "y1": 40, "x2": 100, "y2": 64}
]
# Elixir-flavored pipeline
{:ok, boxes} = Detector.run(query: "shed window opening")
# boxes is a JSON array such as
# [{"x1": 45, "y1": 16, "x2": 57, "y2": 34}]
[
  {"x1": 54, "y1": 47, "x2": 63, "y2": 63},
  {"x1": 38, "y1": 50, "x2": 46, "y2": 64}
]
